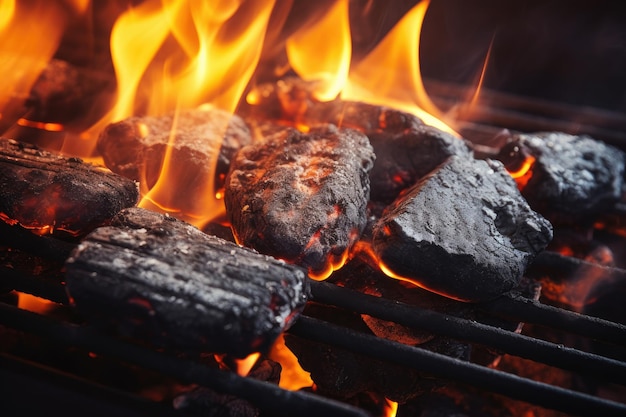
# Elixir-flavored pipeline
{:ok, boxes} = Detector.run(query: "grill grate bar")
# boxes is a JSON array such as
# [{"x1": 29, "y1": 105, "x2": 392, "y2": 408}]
[
  {"x1": 288, "y1": 315, "x2": 626, "y2": 417},
  {"x1": 481, "y1": 292, "x2": 626, "y2": 347},
  {"x1": 0, "y1": 353, "x2": 184, "y2": 417},
  {"x1": 309, "y1": 280, "x2": 626, "y2": 384},
  {"x1": 0, "y1": 302, "x2": 371, "y2": 417}
]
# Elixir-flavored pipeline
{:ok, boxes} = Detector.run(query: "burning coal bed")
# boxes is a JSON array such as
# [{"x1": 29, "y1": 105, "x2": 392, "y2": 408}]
[{"x1": 2, "y1": 76, "x2": 626, "y2": 417}]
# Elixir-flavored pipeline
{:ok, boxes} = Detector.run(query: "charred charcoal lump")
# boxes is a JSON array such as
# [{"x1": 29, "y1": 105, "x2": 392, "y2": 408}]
[
  {"x1": 0, "y1": 138, "x2": 139, "y2": 239},
  {"x1": 497, "y1": 132, "x2": 625, "y2": 221},
  {"x1": 367, "y1": 124, "x2": 473, "y2": 207},
  {"x1": 97, "y1": 107, "x2": 251, "y2": 191},
  {"x1": 64, "y1": 207, "x2": 309, "y2": 357},
  {"x1": 225, "y1": 125, "x2": 375, "y2": 277},
  {"x1": 372, "y1": 156, "x2": 553, "y2": 302}
]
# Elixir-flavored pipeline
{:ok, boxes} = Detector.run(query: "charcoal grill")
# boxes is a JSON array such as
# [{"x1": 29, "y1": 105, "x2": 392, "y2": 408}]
[
  {"x1": 3, "y1": 1, "x2": 626, "y2": 415},
  {"x1": 2, "y1": 91, "x2": 626, "y2": 415}
]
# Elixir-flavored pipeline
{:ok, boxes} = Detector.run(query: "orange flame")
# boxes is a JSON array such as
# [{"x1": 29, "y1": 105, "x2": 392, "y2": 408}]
[
  {"x1": 0, "y1": 1, "x2": 67, "y2": 130},
  {"x1": 467, "y1": 34, "x2": 495, "y2": 109},
  {"x1": 268, "y1": 334, "x2": 313, "y2": 390},
  {"x1": 91, "y1": 0, "x2": 276, "y2": 227},
  {"x1": 507, "y1": 155, "x2": 535, "y2": 190},
  {"x1": 355, "y1": 240, "x2": 469, "y2": 302},
  {"x1": 136, "y1": 105, "x2": 225, "y2": 226},
  {"x1": 342, "y1": 0, "x2": 456, "y2": 135},
  {"x1": 383, "y1": 398, "x2": 399, "y2": 417},
  {"x1": 286, "y1": 0, "x2": 351, "y2": 101},
  {"x1": 0, "y1": 0, "x2": 16, "y2": 31},
  {"x1": 235, "y1": 352, "x2": 261, "y2": 377}
]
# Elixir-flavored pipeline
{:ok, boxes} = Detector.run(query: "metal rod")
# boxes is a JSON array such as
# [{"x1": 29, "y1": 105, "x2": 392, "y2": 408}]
[
  {"x1": 2, "y1": 266, "x2": 69, "y2": 304},
  {"x1": 0, "y1": 353, "x2": 183, "y2": 417},
  {"x1": 0, "y1": 303, "x2": 371, "y2": 417},
  {"x1": 481, "y1": 292, "x2": 626, "y2": 346},
  {"x1": 309, "y1": 280, "x2": 626, "y2": 384},
  {"x1": 288, "y1": 315, "x2": 626, "y2": 417}
]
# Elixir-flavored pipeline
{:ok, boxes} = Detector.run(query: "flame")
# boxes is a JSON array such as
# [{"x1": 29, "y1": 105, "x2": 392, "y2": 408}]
[
  {"x1": 286, "y1": 0, "x2": 351, "y2": 101},
  {"x1": 16, "y1": 118, "x2": 64, "y2": 132},
  {"x1": 467, "y1": 35, "x2": 495, "y2": 109},
  {"x1": 268, "y1": 334, "x2": 313, "y2": 390},
  {"x1": 235, "y1": 352, "x2": 261, "y2": 377},
  {"x1": 0, "y1": 1, "x2": 67, "y2": 130},
  {"x1": 0, "y1": 0, "x2": 15, "y2": 31},
  {"x1": 355, "y1": 240, "x2": 468, "y2": 302},
  {"x1": 507, "y1": 155, "x2": 535, "y2": 190},
  {"x1": 136, "y1": 106, "x2": 224, "y2": 226},
  {"x1": 342, "y1": 0, "x2": 455, "y2": 135},
  {"x1": 94, "y1": 0, "x2": 276, "y2": 228},
  {"x1": 383, "y1": 398, "x2": 399, "y2": 417},
  {"x1": 307, "y1": 247, "x2": 350, "y2": 281},
  {"x1": 106, "y1": 0, "x2": 275, "y2": 119}
]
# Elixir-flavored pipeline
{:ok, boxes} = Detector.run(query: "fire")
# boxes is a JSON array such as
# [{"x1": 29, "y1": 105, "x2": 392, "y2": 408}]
[
  {"x1": 235, "y1": 352, "x2": 261, "y2": 377},
  {"x1": 383, "y1": 398, "x2": 399, "y2": 417},
  {"x1": 341, "y1": 0, "x2": 456, "y2": 135},
  {"x1": 507, "y1": 155, "x2": 535, "y2": 190},
  {"x1": 96, "y1": 0, "x2": 276, "y2": 228},
  {"x1": 0, "y1": 1, "x2": 67, "y2": 131},
  {"x1": 354, "y1": 241, "x2": 468, "y2": 302},
  {"x1": 286, "y1": 0, "x2": 351, "y2": 102},
  {"x1": 268, "y1": 334, "x2": 313, "y2": 391}
]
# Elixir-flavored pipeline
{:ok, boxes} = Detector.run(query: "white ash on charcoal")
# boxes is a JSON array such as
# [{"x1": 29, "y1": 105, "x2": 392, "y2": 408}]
[
  {"x1": 97, "y1": 107, "x2": 251, "y2": 192},
  {"x1": 224, "y1": 124, "x2": 375, "y2": 276},
  {"x1": 496, "y1": 132, "x2": 626, "y2": 224},
  {"x1": 372, "y1": 155, "x2": 553, "y2": 302},
  {"x1": 64, "y1": 207, "x2": 310, "y2": 358},
  {"x1": 0, "y1": 138, "x2": 139, "y2": 239}
]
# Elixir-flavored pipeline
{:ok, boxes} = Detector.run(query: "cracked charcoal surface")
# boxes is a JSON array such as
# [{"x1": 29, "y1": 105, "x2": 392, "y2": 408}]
[
  {"x1": 0, "y1": 138, "x2": 139, "y2": 239},
  {"x1": 372, "y1": 155, "x2": 553, "y2": 302},
  {"x1": 64, "y1": 207, "x2": 309, "y2": 357},
  {"x1": 367, "y1": 124, "x2": 473, "y2": 207},
  {"x1": 225, "y1": 125, "x2": 375, "y2": 276},
  {"x1": 97, "y1": 107, "x2": 251, "y2": 192},
  {"x1": 497, "y1": 132, "x2": 625, "y2": 221}
]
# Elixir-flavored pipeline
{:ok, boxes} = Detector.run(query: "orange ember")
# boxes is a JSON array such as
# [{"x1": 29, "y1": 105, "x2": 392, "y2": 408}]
[
  {"x1": 507, "y1": 155, "x2": 535, "y2": 190},
  {"x1": 17, "y1": 292, "x2": 58, "y2": 315}
]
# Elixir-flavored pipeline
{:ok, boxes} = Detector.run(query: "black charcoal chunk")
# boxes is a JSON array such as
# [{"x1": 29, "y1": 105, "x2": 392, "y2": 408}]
[
  {"x1": 497, "y1": 132, "x2": 625, "y2": 220},
  {"x1": 0, "y1": 138, "x2": 139, "y2": 239},
  {"x1": 241, "y1": 77, "x2": 425, "y2": 134},
  {"x1": 368, "y1": 124, "x2": 473, "y2": 206},
  {"x1": 372, "y1": 156, "x2": 553, "y2": 302},
  {"x1": 64, "y1": 207, "x2": 309, "y2": 357},
  {"x1": 225, "y1": 125, "x2": 375, "y2": 276}
]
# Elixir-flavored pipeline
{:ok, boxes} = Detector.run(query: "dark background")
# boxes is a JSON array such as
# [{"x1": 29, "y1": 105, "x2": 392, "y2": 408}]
[{"x1": 417, "y1": 0, "x2": 626, "y2": 112}]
